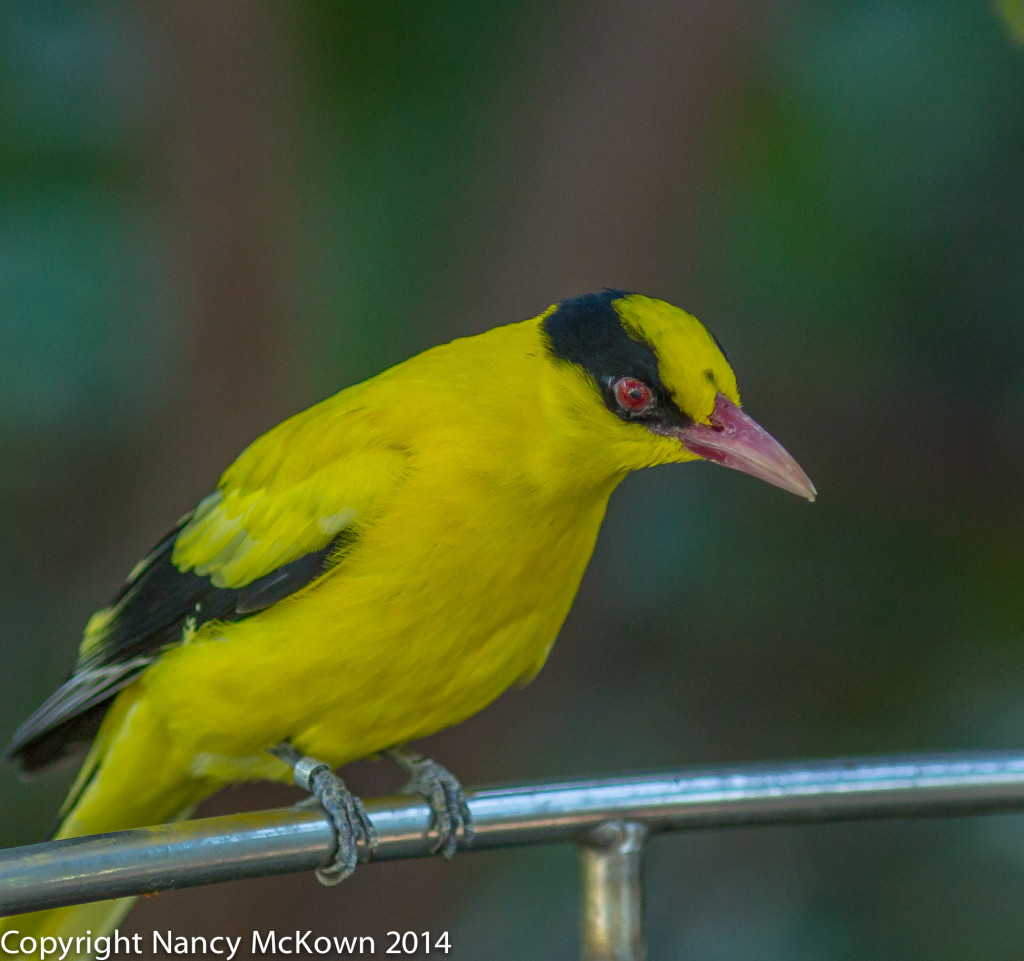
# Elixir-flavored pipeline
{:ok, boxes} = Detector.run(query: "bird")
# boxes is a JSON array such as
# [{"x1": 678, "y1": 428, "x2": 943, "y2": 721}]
[{"x1": 1, "y1": 290, "x2": 814, "y2": 949}]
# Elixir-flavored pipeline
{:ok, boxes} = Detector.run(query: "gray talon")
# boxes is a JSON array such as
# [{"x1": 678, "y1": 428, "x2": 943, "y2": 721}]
[
  {"x1": 385, "y1": 747, "x2": 473, "y2": 858},
  {"x1": 270, "y1": 742, "x2": 378, "y2": 885}
]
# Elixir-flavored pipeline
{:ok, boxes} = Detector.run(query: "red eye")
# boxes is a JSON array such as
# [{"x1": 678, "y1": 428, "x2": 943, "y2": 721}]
[{"x1": 614, "y1": 377, "x2": 653, "y2": 413}]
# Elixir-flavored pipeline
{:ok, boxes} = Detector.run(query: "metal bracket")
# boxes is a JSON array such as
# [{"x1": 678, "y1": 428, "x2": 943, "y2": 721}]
[{"x1": 580, "y1": 820, "x2": 649, "y2": 961}]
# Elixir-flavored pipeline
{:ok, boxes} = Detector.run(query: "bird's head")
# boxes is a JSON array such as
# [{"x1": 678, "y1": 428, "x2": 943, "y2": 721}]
[{"x1": 541, "y1": 290, "x2": 815, "y2": 500}]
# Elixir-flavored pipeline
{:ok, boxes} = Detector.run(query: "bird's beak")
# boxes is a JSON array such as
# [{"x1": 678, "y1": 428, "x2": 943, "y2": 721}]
[{"x1": 670, "y1": 394, "x2": 816, "y2": 501}]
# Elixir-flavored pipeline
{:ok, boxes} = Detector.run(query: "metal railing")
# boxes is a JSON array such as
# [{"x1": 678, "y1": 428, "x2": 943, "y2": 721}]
[{"x1": 4, "y1": 750, "x2": 1024, "y2": 959}]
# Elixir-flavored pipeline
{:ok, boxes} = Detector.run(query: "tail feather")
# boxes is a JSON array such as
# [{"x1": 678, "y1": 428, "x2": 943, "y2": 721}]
[{"x1": 2, "y1": 689, "x2": 212, "y2": 960}]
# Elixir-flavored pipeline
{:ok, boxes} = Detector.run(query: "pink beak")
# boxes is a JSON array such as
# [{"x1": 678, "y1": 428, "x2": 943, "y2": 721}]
[{"x1": 670, "y1": 394, "x2": 816, "y2": 501}]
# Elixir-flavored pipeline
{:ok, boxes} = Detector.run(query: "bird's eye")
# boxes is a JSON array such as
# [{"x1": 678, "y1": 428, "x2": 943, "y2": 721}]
[{"x1": 613, "y1": 377, "x2": 654, "y2": 413}]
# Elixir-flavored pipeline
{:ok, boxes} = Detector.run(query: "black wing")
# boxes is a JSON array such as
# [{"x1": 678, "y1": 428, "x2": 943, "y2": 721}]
[{"x1": 5, "y1": 520, "x2": 349, "y2": 773}]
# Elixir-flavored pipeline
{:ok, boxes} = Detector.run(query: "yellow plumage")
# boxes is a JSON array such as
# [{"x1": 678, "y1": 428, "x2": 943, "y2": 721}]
[{"x1": 1, "y1": 292, "x2": 812, "y2": 953}]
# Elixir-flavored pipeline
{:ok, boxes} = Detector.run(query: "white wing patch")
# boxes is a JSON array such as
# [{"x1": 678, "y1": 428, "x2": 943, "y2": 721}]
[{"x1": 317, "y1": 507, "x2": 357, "y2": 536}]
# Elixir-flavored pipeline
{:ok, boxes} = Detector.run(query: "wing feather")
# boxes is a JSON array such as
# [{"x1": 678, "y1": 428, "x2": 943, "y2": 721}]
[{"x1": 5, "y1": 396, "x2": 409, "y2": 771}]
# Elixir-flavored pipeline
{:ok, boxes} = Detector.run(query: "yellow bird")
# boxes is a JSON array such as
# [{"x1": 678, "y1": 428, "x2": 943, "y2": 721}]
[{"x1": 1, "y1": 291, "x2": 814, "y2": 949}]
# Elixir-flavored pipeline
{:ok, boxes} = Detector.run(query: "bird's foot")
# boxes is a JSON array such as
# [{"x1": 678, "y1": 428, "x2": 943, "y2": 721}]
[
  {"x1": 385, "y1": 746, "x2": 473, "y2": 859},
  {"x1": 270, "y1": 742, "x2": 378, "y2": 885}
]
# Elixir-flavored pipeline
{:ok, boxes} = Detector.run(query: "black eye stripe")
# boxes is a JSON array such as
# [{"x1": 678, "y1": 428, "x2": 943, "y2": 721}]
[
  {"x1": 542, "y1": 291, "x2": 690, "y2": 427},
  {"x1": 544, "y1": 291, "x2": 660, "y2": 388}
]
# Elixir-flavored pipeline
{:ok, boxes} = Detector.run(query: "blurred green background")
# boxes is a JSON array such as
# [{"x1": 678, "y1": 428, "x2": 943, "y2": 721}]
[{"x1": 2, "y1": 1, "x2": 1023, "y2": 958}]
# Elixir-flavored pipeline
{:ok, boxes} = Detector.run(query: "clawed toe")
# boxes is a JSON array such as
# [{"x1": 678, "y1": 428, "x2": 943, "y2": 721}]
[
  {"x1": 270, "y1": 742, "x2": 378, "y2": 885},
  {"x1": 385, "y1": 747, "x2": 473, "y2": 858}
]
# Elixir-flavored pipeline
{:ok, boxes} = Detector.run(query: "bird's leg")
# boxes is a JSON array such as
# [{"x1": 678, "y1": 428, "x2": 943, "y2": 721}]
[
  {"x1": 383, "y1": 745, "x2": 473, "y2": 859},
  {"x1": 269, "y1": 742, "x2": 378, "y2": 885}
]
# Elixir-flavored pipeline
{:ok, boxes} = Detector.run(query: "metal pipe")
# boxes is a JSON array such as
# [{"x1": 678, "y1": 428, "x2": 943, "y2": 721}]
[
  {"x1": 4, "y1": 750, "x2": 1024, "y2": 915},
  {"x1": 580, "y1": 821, "x2": 648, "y2": 961}
]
